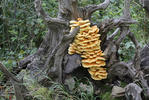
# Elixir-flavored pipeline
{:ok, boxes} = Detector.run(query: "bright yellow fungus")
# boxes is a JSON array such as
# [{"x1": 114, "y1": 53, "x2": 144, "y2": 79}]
[
  {"x1": 68, "y1": 18, "x2": 107, "y2": 80},
  {"x1": 88, "y1": 67, "x2": 107, "y2": 80}
]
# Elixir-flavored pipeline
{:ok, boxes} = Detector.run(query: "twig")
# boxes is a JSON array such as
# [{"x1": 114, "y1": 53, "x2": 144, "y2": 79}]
[
  {"x1": 86, "y1": 0, "x2": 110, "y2": 15},
  {"x1": 0, "y1": 62, "x2": 20, "y2": 83},
  {"x1": 115, "y1": 28, "x2": 130, "y2": 46},
  {"x1": 107, "y1": 28, "x2": 120, "y2": 41},
  {"x1": 34, "y1": 0, "x2": 68, "y2": 25},
  {"x1": 0, "y1": 62, "x2": 25, "y2": 100},
  {"x1": 128, "y1": 32, "x2": 141, "y2": 70},
  {"x1": 63, "y1": 27, "x2": 80, "y2": 40},
  {"x1": 100, "y1": 18, "x2": 137, "y2": 33}
]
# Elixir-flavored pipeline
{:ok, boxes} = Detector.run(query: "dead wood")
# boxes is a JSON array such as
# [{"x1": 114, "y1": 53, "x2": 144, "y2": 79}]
[
  {"x1": 16, "y1": 0, "x2": 149, "y2": 100},
  {"x1": 125, "y1": 83, "x2": 143, "y2": 100},
  {"x1": 0, "y1": 62, "x2": 25, "y2": 100}
]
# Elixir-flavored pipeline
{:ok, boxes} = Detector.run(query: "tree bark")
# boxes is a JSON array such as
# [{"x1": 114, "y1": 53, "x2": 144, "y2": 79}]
[
  {"x1": 0, "y1": 63, "x2": 25, "y2": 100},
  {"x1": 18, "y1": 0, "x2": 111, "y2": 83},
  {"x1": 15, "y1": 0, "x2": 149, "y2": 99}
]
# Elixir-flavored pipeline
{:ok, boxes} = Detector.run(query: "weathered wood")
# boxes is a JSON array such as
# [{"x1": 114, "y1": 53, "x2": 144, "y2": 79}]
[
  {"x1": 125, "y1": 83, "x2": 142, "y2": 100},
  {"x1": 19, "y1": 0, "x2": 109, "y2": 84},
  {"x1": 63, "y1": 54, "x2": 81, "y2": 74},
  {"x1": 0, "y1": 62, "x2": 24, "y2": 100},
  {"x1": 16, "y1": 0, "x2": 149, "y2": 99},
  {"x1": 0, "y1": 62, "x2": 20, "y2": 83},
  {"x1": 86, "y1": 0, "x2": 110, "y2": 15}
]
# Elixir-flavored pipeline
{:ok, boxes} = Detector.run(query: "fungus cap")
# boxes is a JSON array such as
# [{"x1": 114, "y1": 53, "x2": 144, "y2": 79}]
[
  {"x1": 88, "y1": 67, "x2": 107, "y2": 80},
  {"x1": 68, "y1": 18, "x2": 107, "y2": 80}
]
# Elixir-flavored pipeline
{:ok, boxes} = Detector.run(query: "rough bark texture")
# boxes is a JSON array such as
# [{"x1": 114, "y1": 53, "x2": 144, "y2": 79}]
[
  {"x1": 125, "y1": 83, "x2": 142, "y2": 100},
  {"x1": 0, "y1": 63, "x2": 26, "y2": 100},
  {"x1": 18, "y1": 0, "x2": 111, "y2": 84},
  {"x1": 0, "y1": 0, "x2": 148, "y2": 100}
]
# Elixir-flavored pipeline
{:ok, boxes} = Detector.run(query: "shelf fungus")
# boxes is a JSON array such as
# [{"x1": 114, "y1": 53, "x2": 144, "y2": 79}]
[{"x1": 68, "y1": 18, "x2": 107, "y2": 80}]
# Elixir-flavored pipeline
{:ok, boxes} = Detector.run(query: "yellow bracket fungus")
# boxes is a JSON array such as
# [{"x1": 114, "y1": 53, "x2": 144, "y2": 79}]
[{"x1": 68, "y1": 18, "x2": 107, "y2": 80}]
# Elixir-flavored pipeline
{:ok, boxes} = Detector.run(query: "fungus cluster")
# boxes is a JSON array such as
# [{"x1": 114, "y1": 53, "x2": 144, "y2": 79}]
[{"x1": 68, "y1": 18, "x2": 107, "y2": 80}]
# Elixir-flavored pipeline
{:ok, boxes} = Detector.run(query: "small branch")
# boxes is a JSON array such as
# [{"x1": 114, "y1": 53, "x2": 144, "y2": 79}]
[
  {"x1": 63, "y1": 27, "x2": 80, "y2": 40},
  {"x1": 129, "y1": 32, "x2": 141, "y2": 70},
  {"x1": 115, "y1": 28, "x2": 130, "y2": 46},
  {"x1": 107, "y1": 28, "x2": 120, "y2": 41},
  {"x1": 86, "y1": 0, "x2": 110, "y2": 14},
  {"x1": 0, "y1": 62, "x2": 25, "y2": 100},
  {"x1": 34, "y1": 0, "x2": 51, "y2": 22},
  {"x1": 34, "y1": 0, "x2": 68, "y2": 25},
  {"x1": 0, "y1": 62, "x2": 20, "y2": 82},
  {"x1": 47, "y1": 18, "x2": 68, "y2": 26},
  {"x1": 100, "y1": 18, "x2": 137, "y2": 33},
  {"x1": 119, "y1": 19, "x2": 137, "y2": 24}
]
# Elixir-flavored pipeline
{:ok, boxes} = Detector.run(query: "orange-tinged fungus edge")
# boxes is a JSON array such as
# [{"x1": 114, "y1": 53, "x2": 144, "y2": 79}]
[{"x1": 68, "y1": 18, "x2": 107, "y2": 80}]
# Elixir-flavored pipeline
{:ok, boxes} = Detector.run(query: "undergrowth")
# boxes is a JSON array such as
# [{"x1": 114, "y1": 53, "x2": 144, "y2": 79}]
[{"x1": 0, "y1": 70, "x2": 124, "y2": 100}]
